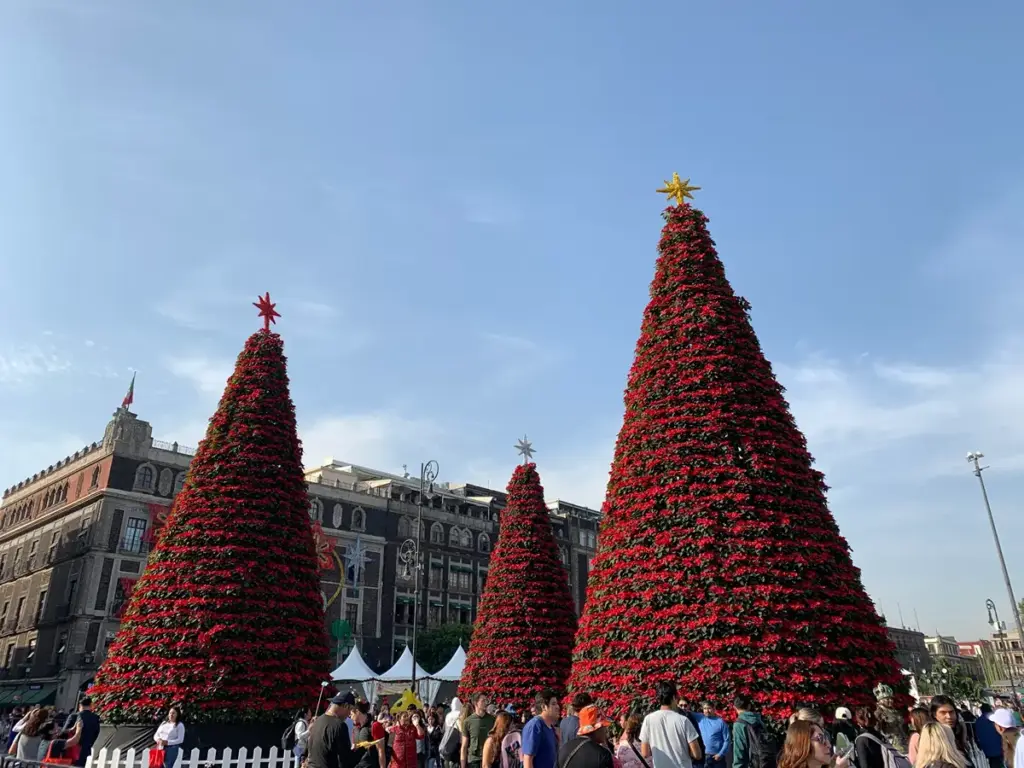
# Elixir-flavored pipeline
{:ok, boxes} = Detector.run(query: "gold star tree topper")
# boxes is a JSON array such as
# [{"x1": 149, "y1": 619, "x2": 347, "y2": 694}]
[{"x1": 657, "y1": 173, "x2": 700, "y2": 206}]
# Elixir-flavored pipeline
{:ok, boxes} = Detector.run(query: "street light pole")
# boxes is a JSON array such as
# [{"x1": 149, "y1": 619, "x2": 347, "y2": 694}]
[
  {"x1": 987, "y1": 598, "x2": 1020, "y2": 705},
  {"x1": 400, "y1": 460, "x2": 438, "y2": 700},
  {"x1": 967, "y1": 451, "x2": 1024, "y2": 692}
]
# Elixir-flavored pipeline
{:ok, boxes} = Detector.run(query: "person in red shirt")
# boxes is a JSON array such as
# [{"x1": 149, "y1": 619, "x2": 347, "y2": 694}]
[{"x1": 390, "y1": 710, "x2": 427, "y2": 768}]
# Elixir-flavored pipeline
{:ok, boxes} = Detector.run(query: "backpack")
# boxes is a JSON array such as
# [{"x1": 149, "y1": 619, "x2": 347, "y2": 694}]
[
  {"x1": 744, "y1": 721, "x2": 778, "y2": 768},
  {"x1": 500, "y1": 730, "x2": 522, "y2": 768},
  {"x1": 282, "y1": 720, "x2": 298, "y2": 752},
  {"x1": 440, "y1": 724, "x2": 462, "y2": 762},
  {"x1": 854, "y1": 733, "x2": 912, "y2": 768}
]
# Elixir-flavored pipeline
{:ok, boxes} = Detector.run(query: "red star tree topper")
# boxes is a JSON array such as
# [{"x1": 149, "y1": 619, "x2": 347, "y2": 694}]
[
  {"x1": 90, "y1": 297, "x2": 329, "y2": 724},
  {"x1": 566, "y1": 177, "x2": 901, "y2": 720},
  {"x1": 459, "y1": 458, "x2": 577, "y2": 707}
]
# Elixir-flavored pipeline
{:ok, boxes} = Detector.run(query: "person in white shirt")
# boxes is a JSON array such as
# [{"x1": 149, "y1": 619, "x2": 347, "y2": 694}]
[
  {"x1": 640, "y1": 683, "x2": 703, "y2": 768},
  {"x1": 294, "y1": 707, "x2": 313, "y2": 768},
  {"x1": 153, "y1": 706, "x2": 186, "y2": 768}
]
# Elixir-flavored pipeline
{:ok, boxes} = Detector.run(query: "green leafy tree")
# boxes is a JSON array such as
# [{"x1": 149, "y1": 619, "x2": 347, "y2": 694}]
[
  {"x1": 416, "y1": 624, "x2": 473, "y2": 673},
  {"x1": 919, "y1": 664, "x2": 983, "y2": 702}
]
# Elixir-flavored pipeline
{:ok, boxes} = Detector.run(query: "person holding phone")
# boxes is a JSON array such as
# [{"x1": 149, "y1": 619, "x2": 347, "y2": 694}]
[{"x1": 391, "y1": 710, "x2": 427, "y2": 768}]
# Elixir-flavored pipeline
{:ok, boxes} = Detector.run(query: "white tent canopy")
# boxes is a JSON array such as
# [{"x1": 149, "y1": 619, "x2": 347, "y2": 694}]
[
  {"x1": 424, "y1": 644, "x2": 465, "y2": 706},
  {"x1": 331, "y1": 645, "x2": 378, "y2": 682},
  {"x1": 330, "y1": 645, "x2": 379, "y2": 704},
  {"x1": 379, "y1": 645, "x2": 432, "y2": 681},
  {"x1": 429, "y1": 644, "x2": 466, "y2": 682},
  {"x1": 379, "y1": 645, "x2": 434, "y2": 704}
]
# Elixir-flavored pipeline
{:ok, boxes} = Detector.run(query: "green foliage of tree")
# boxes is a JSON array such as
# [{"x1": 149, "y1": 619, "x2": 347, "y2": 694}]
[
  {"x1": 417, "y1": 624, "x2": 473, "y2": 674},
  {"x1": 919, "y1": 664, "x2": 983, "y2": 702}
]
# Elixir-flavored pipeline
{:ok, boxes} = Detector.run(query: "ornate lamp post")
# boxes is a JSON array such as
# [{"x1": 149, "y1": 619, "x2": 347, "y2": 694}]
[
  {"x1": 987, "y1": 598, "x2": 1020, "y2": 705},
  {"x1": 398, "y1": 460, "x2": 439, "y2": 697}
]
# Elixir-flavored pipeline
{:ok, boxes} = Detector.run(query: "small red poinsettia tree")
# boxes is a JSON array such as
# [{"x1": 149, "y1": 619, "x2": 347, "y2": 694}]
[
  {"x1": 566, "y1": 176, "x2": 902, "y2": 720},
  {"x1": 459, "y1": 461, "x2": 577, "y2": 708},
  {"x1": 91, "y1": 297, "x2": 329, "y2": 724}
]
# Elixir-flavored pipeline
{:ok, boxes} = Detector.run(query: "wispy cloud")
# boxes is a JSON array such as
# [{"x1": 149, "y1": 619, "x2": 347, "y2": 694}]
[
  {"x1": 779, "y1": 340, "x2": 1024, "y2": 481},
  {"x1": 300, "y1": 412, "x2": 445, "y2": 473},
  {"x1": 474, "y1": 332, "x2": 560, "y2": 394},
  {"x1": 163, "y1": 355, "x2": 232, "y2": 396},
  {"x1": 0, "y1": 345, "x2": 72, "y2": 385},
  {"x1": 0, "y1": 430, "x2": 89, "y2": 495},
  {"x1": 154, "y1": 264, "x2": 363, "y2": 346},
  {"x1": 154, "y1": 264, "x2": 251, "y2": 333}
]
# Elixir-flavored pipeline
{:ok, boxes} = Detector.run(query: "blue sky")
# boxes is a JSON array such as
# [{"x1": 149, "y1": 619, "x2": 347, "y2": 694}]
[{"x1": 1, "y1": 0, "x2": 1023, "y2": 641}]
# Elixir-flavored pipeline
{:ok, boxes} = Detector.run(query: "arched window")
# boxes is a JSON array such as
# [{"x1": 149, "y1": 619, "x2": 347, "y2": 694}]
[
  {"x1": 134, "y1": 464, "x2": 155, "y2": 492},
  {"x1": 308, "y1": 498, "x2": 323, "y2": 523},
  {"x1": 430, "y1": 523, "x2": 444, "y2": 544},
  {"x1": 172, "y1": 472, "x2": 186, "y2": 495},
  {"x1": 332, "y1": 504, "x2": 344, "y2": 529},
  {"x1": 410, "y1": 519, "x2": 422, "y2": 540},
  {"x1": 43, "y1": 490, "x2": 51, "y2": 508},
  {"x1": 559, "y1": 546, "x2": 569, "y2": 566},
  {"x1": 478, "y1": 533, "x2": 491, "y2": 553},
  {"x1": 448, "y1": 526, "x2": 460, "y2": 547},
  {"x1": 398, "y1": 517, "x2": 411, "y2": 538},
  {"x1": 351, "y1": 507, "x2": 366, "y2": 532},
  {"x1": 90, "y1": 467, "x2": 100, "y2": 489},
  {"x1": 460, "y1": 529, "x2": 472, "y2": 549}
]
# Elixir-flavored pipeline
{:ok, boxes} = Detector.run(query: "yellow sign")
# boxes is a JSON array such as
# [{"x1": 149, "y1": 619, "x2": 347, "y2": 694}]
[{"x1": 389, "y1": 689, "x2": 425, "y2": 713}]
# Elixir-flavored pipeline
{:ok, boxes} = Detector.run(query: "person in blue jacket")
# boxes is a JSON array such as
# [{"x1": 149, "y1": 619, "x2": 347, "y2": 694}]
[
  {"x1": 973, "y1": 704, "x2": 1005, "y2": 768},
  {"x1": 698, "y1": 703, "x2": 731, "y2": 768}
]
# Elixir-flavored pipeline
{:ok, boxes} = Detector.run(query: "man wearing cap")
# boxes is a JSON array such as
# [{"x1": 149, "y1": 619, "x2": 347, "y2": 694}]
[
  {"x1": 308, "y1": 692, "x2": 367, "y2": 768},
  {"x1": 980, "y1": 706, "x2": 1014, "y2": 768},
  {"x1": 556, "y1": 706, "x2": 614, "y2": 768},
  {"x1": 830, "y1": 708, "x2": 857, "y2": 756}
]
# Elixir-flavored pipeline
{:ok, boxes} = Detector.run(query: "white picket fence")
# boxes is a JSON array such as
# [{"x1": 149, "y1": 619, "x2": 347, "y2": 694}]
[{"x1": 86, "y1": 747, "x2": 293, "y2": 768}]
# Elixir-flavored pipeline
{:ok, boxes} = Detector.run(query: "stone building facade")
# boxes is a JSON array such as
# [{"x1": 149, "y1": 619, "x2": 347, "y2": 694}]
[
  {"x1": 886, "y1": 625, "x2": 931, "y2": 675},
  {"x1": 0, "y1": 408, "x2": 600, "y2": 709}
]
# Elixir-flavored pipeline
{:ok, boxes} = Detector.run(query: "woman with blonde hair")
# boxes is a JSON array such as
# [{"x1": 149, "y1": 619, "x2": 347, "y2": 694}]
[
  {"x1": 907, "y1": 708, "x2": 932, "y2": 764},
  {"x1": 789, "y1": 709, "x2": 826, "y2": 728},
  {"x1": 915, "y1": 722, "x2": 966, "y2": 768}
]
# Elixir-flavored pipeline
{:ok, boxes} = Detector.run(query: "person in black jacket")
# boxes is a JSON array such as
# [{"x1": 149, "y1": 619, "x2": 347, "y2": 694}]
[
  {"x1": 308, "y1": 693, "x2": 367, "y2": 768},
  {"x1": 677, "y1": 696, "x2": 707, "y2": 766},
  {"x1": 853, "y1": 708, "x2": 887, "y2": 768},
  {"x1": 62, "y1": 696, "x2": 101, "y2": 768}
]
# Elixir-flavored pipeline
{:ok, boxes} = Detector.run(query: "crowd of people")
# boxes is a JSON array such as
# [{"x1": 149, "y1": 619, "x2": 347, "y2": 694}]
[
  {"x1": 0, "y1": 697, "x2": 183, "y2": 768},
  {"x1": 0, "y1": 697, "x2": 100, "y2": 766},
  {"x1": 297, "y1": 683, "x2": 1024, "y2": 768}
]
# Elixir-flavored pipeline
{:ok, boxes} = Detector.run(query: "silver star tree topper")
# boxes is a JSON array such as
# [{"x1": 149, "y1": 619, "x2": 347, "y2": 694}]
[{"x1": 515, "y1": 435, "x2": 535, "y2": 464}]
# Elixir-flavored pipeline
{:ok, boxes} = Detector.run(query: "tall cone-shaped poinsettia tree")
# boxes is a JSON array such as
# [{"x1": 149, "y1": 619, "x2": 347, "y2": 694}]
[
  {"x1": 91, "y1": 295, "x2": 329, "y2": 725},
  {"x1": 459, "y1": 443, "x2": 577, "y2": 707},
  {"x1": 566, "y1": 176, "x2": 901, "y2": 720}
]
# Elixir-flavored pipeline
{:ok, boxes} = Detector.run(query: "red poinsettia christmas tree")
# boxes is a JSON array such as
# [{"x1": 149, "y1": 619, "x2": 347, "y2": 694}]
[
  {"x1": 567, "y1": 176, "x2": 901, "y2": 719},
  {"x1": 91, "y1": 295, "x2": 329, "y2": 725},
  {"x1": 459, "y1": 443, "x2": 577, "y2": 707}
]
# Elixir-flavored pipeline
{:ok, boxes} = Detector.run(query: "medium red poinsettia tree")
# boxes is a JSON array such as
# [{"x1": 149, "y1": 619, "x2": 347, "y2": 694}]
[
  {"x1": 566, "y1": 176, "x2": 901, "y2": 720},
  {"x1": 459, "y1": 458, "x2": 577, "y2": 707},
  {"x1": 91, "y1": 295, "x2": 329, "y2": 725}
]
